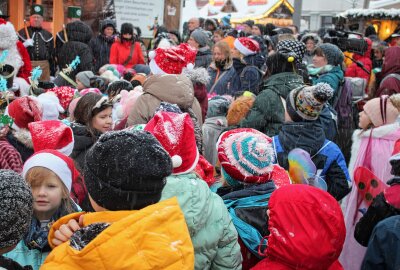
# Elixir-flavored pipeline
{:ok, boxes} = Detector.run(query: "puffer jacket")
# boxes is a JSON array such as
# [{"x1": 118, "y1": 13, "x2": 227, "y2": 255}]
[
  {"x1": 43, "y1": 198, "x2": 194, "y2": 270},
  {"x1": 89, "y1": 20, "x2": 116, "y2": 73},
  {"x1": 345, "y1": 38, "x2": 372, "y2": 83},
  {"x1": 310, "y1": 65, "x2": 344, "y2": 93},
  {"x1": 236, "y1": 72, "x2": 303, "y2": 136},
  {"x1": 160, "y1": 174, "x2": 242, "y2": 270},
  {"x1": 230, "y1": 53, "x2": 265, "y2": 95},
  {"x1": 127, "y1": 74, "x2": 203, "y2": 127},
  {"x1": 109, "y1": 39, "x2": 144, "y2": 69},
  {"x1": 207, "y1": 59, "x2": 236, "y2": 96}
]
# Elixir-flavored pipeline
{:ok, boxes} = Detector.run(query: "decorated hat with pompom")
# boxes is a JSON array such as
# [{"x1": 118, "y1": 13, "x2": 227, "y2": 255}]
[
  {"x1": 149, "y1": 43, "x2": 197, "y2": 75},
  {"x1": 286, "y1": 83, "x2": 334, "y2": 121},
  {"x1": 234, "y1": 37, "x2": 260, "y2": 56}
]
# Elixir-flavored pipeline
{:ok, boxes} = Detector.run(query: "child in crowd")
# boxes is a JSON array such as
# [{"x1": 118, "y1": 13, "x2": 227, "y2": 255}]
[
  {"x1": 42, "y1": 131, "x2": 194, "y2": 269},
  {"x1": 75, "y1": 71, "x2": 95, "y2": 91},
  {"x1": 341, "y1": 94, "x2": 400, "y2": 270},
  {"x1": 0, "y1": 170, "x2": 33, "y2": 270},
  {"x1": 4, "y1": 150, "x2": 80, "y2": 270}
]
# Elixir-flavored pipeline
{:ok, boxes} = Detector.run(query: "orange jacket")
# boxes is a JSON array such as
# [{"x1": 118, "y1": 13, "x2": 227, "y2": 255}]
[{"x1": 42, "y1": 197, "x2": 194, "y2": 270}]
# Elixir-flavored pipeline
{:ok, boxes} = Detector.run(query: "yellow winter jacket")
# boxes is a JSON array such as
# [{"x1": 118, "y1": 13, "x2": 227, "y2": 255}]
[{"x1": 41, "y1": 197, "x2": 194, "y2": 270}]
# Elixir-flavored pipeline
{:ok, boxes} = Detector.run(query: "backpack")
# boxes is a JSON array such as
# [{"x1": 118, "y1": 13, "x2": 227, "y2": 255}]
[{"x1": 332, "y1": 78, "x2": 354, "y2": 129}]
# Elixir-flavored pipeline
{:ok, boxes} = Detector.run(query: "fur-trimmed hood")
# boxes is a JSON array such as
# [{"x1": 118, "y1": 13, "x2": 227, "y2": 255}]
[
  {"x1": 11, "y1": 128, "x2": 33, "y2": 149},
  {"x1": 301, "y1": 33, "x2": 322, "y2": 47},
  {"x1": 182, "y1": 67, "x2": 210, "y2": 85}
]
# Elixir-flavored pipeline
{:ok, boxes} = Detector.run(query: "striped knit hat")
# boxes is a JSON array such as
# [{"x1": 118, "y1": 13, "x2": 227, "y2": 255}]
[{"x1": 217, "y1": 128, "x2": 276, "y2": 186}]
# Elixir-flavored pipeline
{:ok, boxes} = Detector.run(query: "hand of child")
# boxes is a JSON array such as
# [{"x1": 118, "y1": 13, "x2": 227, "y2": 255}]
[{"x1": 52, "y1": 215, "x2": 84, "y2": 246}]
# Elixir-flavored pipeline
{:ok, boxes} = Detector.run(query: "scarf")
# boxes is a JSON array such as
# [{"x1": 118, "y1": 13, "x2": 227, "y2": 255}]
[{"x1": 307, "y1": 64, "x2": 334, "y2": 76}]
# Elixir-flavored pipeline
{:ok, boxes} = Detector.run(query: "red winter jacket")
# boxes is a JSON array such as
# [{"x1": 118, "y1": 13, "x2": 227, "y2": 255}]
[
  {"x1": 251, "y1": 185, "x2": 345, "y2": 270},
  {"x1": 16, "y1": 41, "x2": 32, "y2": 83},
  {"x1": 376, "y1": 46, "x2": 400, "y2": 97},
  {"x1": 109, "y1": 39, "x2": 145, "y2": 69},
  {"x1": 345, "y1": 38, "x2": 372, "y2": 85}
]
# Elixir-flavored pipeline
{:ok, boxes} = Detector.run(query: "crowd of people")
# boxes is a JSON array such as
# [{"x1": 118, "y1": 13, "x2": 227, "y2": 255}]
[{"x1": 0, "y1": 3, "x2": 400, "y2": 270}]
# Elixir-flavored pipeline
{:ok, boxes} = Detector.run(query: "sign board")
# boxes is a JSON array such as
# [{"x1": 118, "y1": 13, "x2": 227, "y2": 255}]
[
  {"x1": 210, "y1": 0, "x2": 225, "y2": 6},
  {"x1": 114, "y1": 0, "x2": 165, "y2": 38},
  {"x1": 248, "y1": 0, "x2": 268, "y2": 5}
]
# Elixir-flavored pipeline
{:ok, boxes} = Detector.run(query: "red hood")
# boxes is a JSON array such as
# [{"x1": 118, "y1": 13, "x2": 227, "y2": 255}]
[
  {"x1": 353, "y1": 38, "x2": 372, "y2": 60},
  {"x1": 261, "y1": 184, "x2": 345, "y2": 270},
  {"x1": 381, "y1": 46, "x2": 400, "y2": 78}
]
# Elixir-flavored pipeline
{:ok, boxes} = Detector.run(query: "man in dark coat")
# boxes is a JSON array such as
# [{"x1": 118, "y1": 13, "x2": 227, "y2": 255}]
[{"x1": 89, "y1": 19, "x2": 116, "y2": 73}]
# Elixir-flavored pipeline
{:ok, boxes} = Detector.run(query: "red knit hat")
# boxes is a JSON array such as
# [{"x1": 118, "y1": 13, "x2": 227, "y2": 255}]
[
  {"x1": 6, "y1": 96, "x2": 43, "y2": 130},
  {"x1": 46, "y1": 86, "x2": 76, "y2": 111},
  {"x1": 28, "y1": 120, "x2": 74, "y2": 156},
  {"x1": 234, "y1": 37, "x2": 260, "y2": 56},
  {"x1": 149, "y1": 43, "x2": 197, "y2": 75},
  {"x1": 145, "y1": 112, "x2": 199, "y2": 175}
]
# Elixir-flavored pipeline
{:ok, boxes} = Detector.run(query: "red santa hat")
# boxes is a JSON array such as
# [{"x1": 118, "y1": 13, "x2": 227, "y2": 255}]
[
  {"x1": 46, "y1": 86, "x2": 76, "y2": 111},
  {"x1": 22, "y1": 149, "x2": 80, "y2": 192},
  {"x1": 390, "y1": 139, "x2": 400, "y2": 161},
  {"x1": 0, "y1": 18, "x2": 18, "y2": 49},
  {"x1": 234, "y1": 37, "x2": 260, "y2": 56},
  {"x1": 6, "y1": 96, "x2": 43, "y2": 130},
  {"x1": 145, "y1": 111, "x2": 199, "y2": 175},
  {"x1": 148, "y1": 43, "x2": 197, "y2": 75},
  {"x1": 28, "y1": 120, "x2": 74, "y2": 156}
]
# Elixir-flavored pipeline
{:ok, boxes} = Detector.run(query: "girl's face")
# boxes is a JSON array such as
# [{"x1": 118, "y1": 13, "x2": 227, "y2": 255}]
[
  {"x1": 213, "y1": 33, "x2": 223, "y2": 44},
  {"x1": 312, "y1": 54, "x2": 328, "y2": 68},
  {"x1": 231, "y1": 47, "x2": 241, "y2": 59},
  {"x1": 359, "y1": 111, "x2": 372, "y2": 129},
  {"x1": 92, "y1": 107, "x2": 113, "y2": 133},
  {"x1": 188, "y1": 37, "x2": 199, "y2": 49},
  {"x1": 31, "y1": 172, "x2": 65, "y2": 221},
  {"x1": 76, "y1": 79, "x2": 85, "y2": 91},
  {"x1": 122, "y1": 33, "x2": 132, "y2": 40}
]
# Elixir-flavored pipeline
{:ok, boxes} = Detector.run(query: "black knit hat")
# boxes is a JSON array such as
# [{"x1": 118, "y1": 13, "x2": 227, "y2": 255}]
[
  {"x1": 120, "y1": 23, "x2": 134, "y2": 35},
  {"x1": 83, "y1": 130, "x2": 172, "y2": 211},
  {"x1": 106, "y1": 79, "x2": 133, "y2": 97},
  {"x1": 0, "y1": 170, "x2": 33, "y2": 249}
]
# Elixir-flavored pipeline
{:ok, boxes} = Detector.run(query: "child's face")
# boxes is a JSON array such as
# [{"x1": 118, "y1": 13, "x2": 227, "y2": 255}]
[
  {"x1": 31, "y1": 173, "x2": 65, "y2": 221},
  {"x1": 359, "y1": 111, "x2": 372, "y2": 129},
  {"x1": 92, "y1": 107, "x2": 113, "y2": 133},
  {"x1": 76, "y1": 79, "x2": 85, "y2": 90}
]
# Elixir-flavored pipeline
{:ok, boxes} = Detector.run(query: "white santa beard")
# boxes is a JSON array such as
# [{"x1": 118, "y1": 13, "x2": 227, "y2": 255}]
[{"x1": 0, "y1": 46, "x2": 23, "y2": 75}]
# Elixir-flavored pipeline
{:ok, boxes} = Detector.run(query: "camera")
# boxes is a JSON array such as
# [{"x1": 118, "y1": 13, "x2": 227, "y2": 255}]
[{"x1": 323, "y1": 29, "x2": 368, "y2": 55}]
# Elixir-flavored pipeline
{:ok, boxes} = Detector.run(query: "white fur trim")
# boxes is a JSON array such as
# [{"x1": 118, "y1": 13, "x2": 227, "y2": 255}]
[
  {"x1": 57, "y1": 141, "x2": 74, "y2": 156},
  {"x1": 234, "y1": 38, "x2": 254, "y2": 56},
  {"x1": 23, "y1": 153, "x2": 72, "y2": 191},
  {"x1": 148, "y1": 50, "x2": 156, "y2": 60},
  {"x1": 172, "y1": 148, "x2": 200, "y2": 175},
  {"x1": 149, "y1": 59, "x2": 166, "y2": 75}
]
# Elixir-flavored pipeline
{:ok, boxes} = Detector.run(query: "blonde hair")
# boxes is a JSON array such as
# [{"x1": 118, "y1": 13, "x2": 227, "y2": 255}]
[
  {"x1": 25, "y1": 167, "x2": 74, "y2": 214},
  {"x1": 214, "y1": 40, "x2": 232, "y2": 62}
]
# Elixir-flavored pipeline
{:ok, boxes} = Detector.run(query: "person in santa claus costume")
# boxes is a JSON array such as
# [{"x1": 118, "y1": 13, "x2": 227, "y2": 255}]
[{"x1": 0, "y1": 18, "x2": 31, "y2": 96}]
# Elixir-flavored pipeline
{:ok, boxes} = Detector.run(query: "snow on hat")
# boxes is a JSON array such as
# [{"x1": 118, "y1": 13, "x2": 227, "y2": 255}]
[
  {"x1": 83, "y1": 130, "x2": 172, "y2": 210},
  {"x1": 47, "y1": 86, "x2": 76, "y2": 111},
  {"x1": 28, "y1": 120, "x2": 74, "y2": 156},
  {"x1": 363, "y1": 94, "x2": 400, "y2": 128},
  {"x1": 0, "y1": 18, "x2": 18, "y2": 49},
  {"x1": 234, "y1": 37, "x2": 260, "y2": 56},
  {"x1": 149, "y1": 43, "x2": 197, "y2": 75},
  {"x1": 276, "y1": 39, "x2": 306, "y2": 65},
  {"x1": 0, "y1": 169, "x2": 33, "y2": 250},
  {"x1": 217, "y1": 128, "x2": 281, "y2": 186},
  {"x1": 286, "y1": 83, "x2": 334, "y2": 121},
  {"x1": 37, "y1": 92, "x2": 64, "y2": 120},
  {"x1": 145, "y1": 111, "x2": 199, "y2": 175},
  {"x1": 23, "y1": 150, "x2": 80, "y2": 192},
  {"x1": 76, "y1": 71, "x2": 95, "y2": 88},
  {"x1": 6, "y1": 96, "x2": 43, "y2": 130}
]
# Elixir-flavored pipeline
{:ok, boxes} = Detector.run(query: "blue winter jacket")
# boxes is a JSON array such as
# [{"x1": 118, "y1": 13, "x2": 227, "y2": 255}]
[
  {"x1": 230, "y1": 53, "x2": 265, "y2": 95},
  {"x1": 4, "y1": 240, "x2": 48, "y2": 270},
  {"x1": 207, "y1": 61, "x2": 236, "y2": 95}
]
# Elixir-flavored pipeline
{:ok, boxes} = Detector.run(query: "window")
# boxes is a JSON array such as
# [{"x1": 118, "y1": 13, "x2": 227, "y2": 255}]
[{"x1": 321, "y1": 16, "x2": 333, "y2": 29}]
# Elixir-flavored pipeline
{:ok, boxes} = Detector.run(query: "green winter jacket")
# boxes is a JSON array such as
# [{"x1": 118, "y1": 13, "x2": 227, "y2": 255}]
[
  {"x1": 311, "y1": 65, "x2": 344, "y2": 92},
  {"x1": 161, "y1": 173, "x2": 242, "y2": 270},
  {"x1": 237, "y1": 72, "x2": 304, "y2": 136}
]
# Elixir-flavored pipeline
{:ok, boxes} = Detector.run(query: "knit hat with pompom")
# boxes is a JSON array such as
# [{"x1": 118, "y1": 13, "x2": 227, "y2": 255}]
[{"x1": 286, "y1": 83, "x2": 334, "y2": 121}]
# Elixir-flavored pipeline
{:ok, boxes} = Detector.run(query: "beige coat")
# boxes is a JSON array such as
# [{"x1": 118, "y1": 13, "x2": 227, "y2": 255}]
[{"x1": 127, "y1": 74, "x2": 203, "y2": 126}]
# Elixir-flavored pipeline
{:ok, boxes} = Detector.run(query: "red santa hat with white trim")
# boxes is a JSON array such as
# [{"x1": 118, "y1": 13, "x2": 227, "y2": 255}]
[
  {"x1": 28, "y1": 120, "x2": 74, "y2": 156},
  {"x1": 234, "y1": 37, "x2": 260, "y2": 56},
  {"x1": 5, "y1": 96, "x2": 43, "y2": 130},
  {"x1": 145, "y1": 111, "x2": 199, "y2": 175},
  {"x1": 148, "y1": 43, "x2": 197, "y2": 75},
  {"x1": 22, "y1": 149, "x2": 80, "y2": 192}
]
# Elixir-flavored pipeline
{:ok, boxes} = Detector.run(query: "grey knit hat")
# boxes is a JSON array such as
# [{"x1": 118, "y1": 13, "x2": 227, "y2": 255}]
[
  {"x1": 0, "y1": 170, "x2": 33, "y2": 249},
  {"x1": 318, "y1": 43, "x2": 344, "y2": 66},
  {"x1": 190, "y1": 29, "x2": 208, "y2": 48},
  {"x1": 76, "y1": 71, "x2": 95, "y2": 88}
]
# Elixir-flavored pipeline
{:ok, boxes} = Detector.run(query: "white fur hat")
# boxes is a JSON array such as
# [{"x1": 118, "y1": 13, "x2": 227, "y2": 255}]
[{"x1": 0, "y1": 18, "x2": 17, "y2": 50}]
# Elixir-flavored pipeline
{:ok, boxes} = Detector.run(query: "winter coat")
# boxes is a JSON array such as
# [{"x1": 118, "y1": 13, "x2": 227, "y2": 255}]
[
  {"x1": 0, "y1": 139, "x2": 23, "y2": 173},
  {"x1": 109, "y1": 39, "x2": 144, "y2": 69},
  {"x1": 127, "y1": 74, "x2": 203, "y2": 128},
  {"x1": 89, "y1": 35, "x2": 115, "y2": 73},
  {"x1": 252, "y1": 184, "x2": 346, "y2": 270},
  {"x1": 183, "y1": 68, "x2": 210, "y2": 123},
  {"x1": 376, "y1": 47, "x2": 400, "y2": 97},
  {"x1": 340, "y1": 122, "x2": 400, "y2": 270},
  {"x1": 160, "y1": 174, "x2": 242, "y2": 270},
  {"x1": 301, "y1": 33, "x2": 322, "y2": 66},
  {"x1": 203, "y1": 116, "x2": 227, "y2": 166},
  {"x1": 6, "y1": 129, "x2": 33, "y2": 162},
  {"x1": 345, "y1": 38, "x2": 372, "y2": 84},
  {"x1": 273, "y1": 121, "x2": 351, "y2": 201},
  {"x1": 0, "y1": 256, "x2": 31, "y2": 270},
  {"x1": 43, "y1": 198, "x2": 195, "y2": 270},
  {"x1": 236, "y1": 72, "x2": 303, "y2": 137},
  {"x1": 355, "y1": 177, "x2": 400, "y2": 247},
  {"x1": 310, "y1": 65, "x2": 344, "y2": 93},
  {"x1": 361, "y1": 215, "x2": 400, "y2": 270},
  {"x1": 207, "y1": 60, "x2": 236, "y2": 95},
  {"x1": 230, "y1": 54, "x2": 265, "y2": 95},
  {"x1": 4, "y1": 241, "x2": 48, "y2": 270},
  {"x1": 195, "y1": 47, "x2": 212, "y2": 69}
]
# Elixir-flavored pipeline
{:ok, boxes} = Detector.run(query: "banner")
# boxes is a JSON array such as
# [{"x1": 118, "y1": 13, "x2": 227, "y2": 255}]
[
  {"x1": 210, "y1": 0, "x2": 225, "y2": 6},
  {"x1": 248, "y1": 0, "x2": 268, "y2": 5},
  {"x1": 114, "y1": 0, "x2": 164, "y2": 38}
]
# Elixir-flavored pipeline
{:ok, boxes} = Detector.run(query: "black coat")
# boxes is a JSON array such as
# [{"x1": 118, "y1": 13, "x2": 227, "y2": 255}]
[
  {"x1": 0, "y1": 256, "x2": 32, "y2": 270},
  {"x1": 70, "y1": 123, "x2": 98, "y2": 173},
  {"x1": 89, "y1": 35, "x2": 115, "y2": 73}
]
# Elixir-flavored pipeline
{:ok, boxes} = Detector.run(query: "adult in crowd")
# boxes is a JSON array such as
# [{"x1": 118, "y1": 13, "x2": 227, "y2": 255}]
[
  {"x1": 185, "y1": 17, "x2": 201, "y2": 41},
  {"x1": 188, "y1": 29, "x2": 212, "y2": 69},
  {"x1": 241, "y1": 20, "x2": 254, "y2": 36},
  {"x1": 55, "y1": 6, "x2": 82, "y2": 56},
  {"x1": 251, "y1": 24, "x2": 266, "y2": 37},
  {"x1": 375, "y1": 46, "x2": 400, "y2": 97},
  {"x1": 345, "y1": 38, "x2": 373, "y2": 84},
  {"x1": 300, "y1": 33, "x2": 321, "y2": 66},
  {"x1": 213, "y1": 29, "x2": 224, "y2": 44},
  {"x1": 89, "y1": 19, "x2": 116, "y2": 73}
]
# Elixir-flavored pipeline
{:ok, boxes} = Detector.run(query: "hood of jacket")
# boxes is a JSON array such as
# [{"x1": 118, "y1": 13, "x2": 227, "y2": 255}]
[
  {"x1": 143, "y1": 74, "x2": 195, "y2": 110},
  {"x1": 380, "y1": 46, "x2": 400, "y2": 79},
  {"x1": 300, "y1": 33, "x2": 322, "y2": 48},
  {"x1": 10, "y1": 129, "x2": 33, "y2": 149},
  {"x1": 244, "y1": 53, "x2": 265, "y2": 69},
  {"x1": 43, "y1": 198, "x2": 194, "y2": 270},
  {"x1": 100, "y1": 19, "x2": 116, "y2": 33},
  {"x1": 263, "y1": 72, "x2": 304, "y2": 98},
  {"x1": 182, "y1": 67, "x2": 210, "y2": 85},
  {"x1": 66, "y1": 21, "x2": 93, "y2": 44},
  {"x1": 261, "y1": 184, "x2": 345, "y2": 270},
  {"x1": 278, "y1": 121, "x2": 326, "y2": 156},
  {"x1": 70, "y1": 123, "x2": 97, "y2": 153}
]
